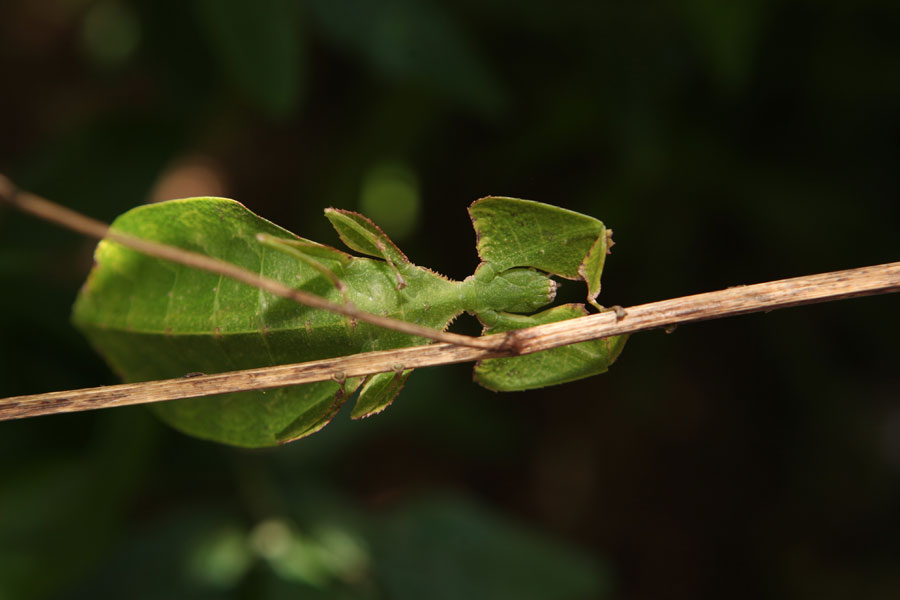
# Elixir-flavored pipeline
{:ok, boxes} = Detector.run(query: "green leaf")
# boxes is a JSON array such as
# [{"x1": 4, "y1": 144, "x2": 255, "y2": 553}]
[{"x1": 372, "y1": 495, "x2": 611, "y2": 600}]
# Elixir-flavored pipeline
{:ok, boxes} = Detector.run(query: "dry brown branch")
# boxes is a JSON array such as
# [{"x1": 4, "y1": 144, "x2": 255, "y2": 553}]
[
  {"x1": 1, "y1": 174, "x2": 898, "y2": 423},
  {"x1": 2, "y1": 261, "x2": 898, "y2": 422}
]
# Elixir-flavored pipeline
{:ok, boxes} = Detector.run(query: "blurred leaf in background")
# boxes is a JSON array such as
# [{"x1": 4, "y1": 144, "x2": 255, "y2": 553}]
[
  {"x1": 358, "y1": 160, "x2": 421, "y2": 241},
  {"x1": 371, "y1": 495, "x2": 609, "y2": 600},
  {"x1": 80, "y1": 0, "x2": 142, "y2": 71}
]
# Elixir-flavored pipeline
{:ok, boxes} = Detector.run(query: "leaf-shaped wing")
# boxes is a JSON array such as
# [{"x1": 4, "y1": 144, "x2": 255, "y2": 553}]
[{"x1": 72, "y1": 198, "x2": 460, "y2": 447}]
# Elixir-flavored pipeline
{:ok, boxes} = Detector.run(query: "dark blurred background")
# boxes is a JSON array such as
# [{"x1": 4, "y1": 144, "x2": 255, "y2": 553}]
[{"x1": 1, "y1": 1, "x2": 899, "y2": 598}]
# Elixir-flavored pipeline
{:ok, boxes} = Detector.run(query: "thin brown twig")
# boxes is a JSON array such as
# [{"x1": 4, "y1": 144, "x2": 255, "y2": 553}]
[
  {"x1": 0, "y1": 174, "x2": 498, "y2": 350},
  {"x1": 1, "y1": 174, "x2": 898, "y2": 422},
  {"x1": 2, "y1": 261, "x2": 899, "y2": 421}
]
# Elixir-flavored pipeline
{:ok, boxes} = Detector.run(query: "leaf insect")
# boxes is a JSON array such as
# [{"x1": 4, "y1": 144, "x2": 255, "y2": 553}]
[{"x1": 72, "y1": 197, "x2": 627, "y2": 447}]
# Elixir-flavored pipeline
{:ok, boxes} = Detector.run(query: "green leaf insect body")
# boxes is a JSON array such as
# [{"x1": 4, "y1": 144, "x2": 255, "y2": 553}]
[{"x1": 72, "y1": 197, "x2": 627, "y2": 447}]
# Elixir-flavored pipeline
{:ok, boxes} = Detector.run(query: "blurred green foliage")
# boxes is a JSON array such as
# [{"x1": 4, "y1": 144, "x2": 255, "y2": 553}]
[{"x1": 1, "y1": 0, "x2": 899, "y2": 598}]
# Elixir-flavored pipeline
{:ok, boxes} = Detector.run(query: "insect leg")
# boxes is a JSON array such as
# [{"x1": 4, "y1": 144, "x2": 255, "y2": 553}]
[
  {"x1": 351, "y1": 368, "x2": 414, "y2": 419},
  {"x1": 256, "y1": 234, "x2": 352, "y2": 303},
  {"x1": 590, "y1": 302, "x2": 627, "y2": 321},
  {"x1": 324, "y1": 209, "x2": 411, "y2": 290}
]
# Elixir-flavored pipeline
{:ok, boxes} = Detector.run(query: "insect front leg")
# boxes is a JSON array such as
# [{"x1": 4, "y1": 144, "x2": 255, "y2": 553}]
[
  {"x1": 592, "y1": 304, "x2": 627, "y2": 321},
  {"x1": 324, "y1": 208, "x2": 413, "y2": 290},
  {"x1": 256, "y1": 234, "x2": 353, "y2": 303},
  {"x1": 468, "y1": 197, "x2": 617, "y2": 310}
]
